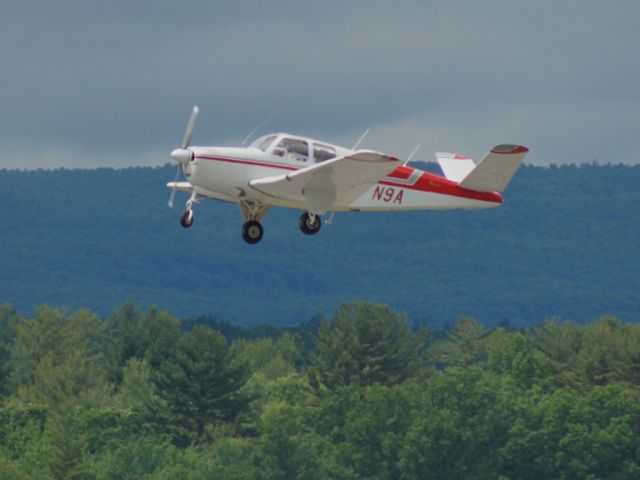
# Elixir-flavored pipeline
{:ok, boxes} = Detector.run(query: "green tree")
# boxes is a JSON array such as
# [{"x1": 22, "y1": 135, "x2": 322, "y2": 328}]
[
  {"x1": 577, "y1": 316, "x2": 640, "y2": 387},
  {"x1": 11, "y1": 306, "x2": 110, "y2": 408},
  {"x1": 399, "y1": 367, "x2": 524, "y2": 479},
  {"x1": 309, "y1": 303, "x2": 424, "y2": 390},
  {"x1": 527, "y1": 318, "x2": 585, "y2": 390},
  {"x1": 114, "y1": 357, "x2": 163, "y2": 414},
  {"x1": 500, "y1": 384, "x2": 640, "y2": 479},
  {"x1": 0, "y1": 403, "x2": 49, "y2": 478},
  {"x1": 428, "y1": 316, "x2": 488, "y2": 367},
  {"x1": 47, "y1": 407, "x2": 90, "y2": 480},
  {"x1": 154, "y1": 325, "x2": 250, "y2": 446},
  {"x1": 528, "y1": 317, "x2": 640, "y2": 391},
  {"x1": 231, "y1": 335, "x2": 311, "y2": 435},
  {"x1": 93, "y1": 435, "x2": 174, "y2": 480},
  {"x1": 341, "y1": 384, "x2": 417, "y2": 479},
  {"x1": 0, "y1": 305, "x2": 21, "y2": 398},
  {"x1": 254, "y1": 401, "x2": 350, "y2": 480},
  {"x1": 104, "y1": 303, "x2": 182, "y2": 384},
  {"x1": 231, "y1": 334, "x2": 302, "y2": 381},
  {"x1": 487, "y1": 330, "x2": 538, "y2": 388}
]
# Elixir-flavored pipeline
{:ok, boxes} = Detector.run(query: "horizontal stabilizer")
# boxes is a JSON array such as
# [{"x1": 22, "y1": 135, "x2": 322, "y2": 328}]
[
  {"x1": 459, "y1": 144, "x2": 528, "y2": 193},
  {"x1": 436, "y1": 152, "x2": 476, "y2": 183},
  {"x1": 166, "y1": 181, "x2": 193, "y2": 192}
]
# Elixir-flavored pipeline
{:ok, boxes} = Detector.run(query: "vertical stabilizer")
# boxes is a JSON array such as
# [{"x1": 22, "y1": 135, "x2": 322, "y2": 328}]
[{"x1": 458, "y1": 144, "x2": 528, "y2": 193}]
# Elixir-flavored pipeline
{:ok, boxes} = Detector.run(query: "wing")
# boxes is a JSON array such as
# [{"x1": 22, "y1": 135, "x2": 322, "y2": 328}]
[{"x1": 249, "y1": 150, "x2": 401, "y2": 214}]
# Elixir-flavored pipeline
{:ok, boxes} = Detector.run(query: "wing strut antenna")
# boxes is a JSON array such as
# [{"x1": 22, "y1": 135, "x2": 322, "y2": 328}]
[
  {"x1": 242, "y1": 108, "x2": 284, "y2": 146},
  {"x1": 352, "y1": 128, "x2": 370, "y2": 150},
  {"x1": 404, "y1": 144, "x2": 421, "y2": 165},
  {"x1": 325, "y1": 211, "x2": 336, "y2": 225}
]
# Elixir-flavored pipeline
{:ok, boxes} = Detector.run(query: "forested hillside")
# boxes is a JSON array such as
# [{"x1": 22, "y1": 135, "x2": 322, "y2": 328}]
[
  {"x1": 1, "y1": 302, "x2": 639, "y2": 478},
  {"x1": 0, "y1": 163, "x2": 639, "y2": 325}
]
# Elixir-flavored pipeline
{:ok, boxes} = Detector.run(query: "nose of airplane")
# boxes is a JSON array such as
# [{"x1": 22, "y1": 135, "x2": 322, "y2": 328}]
[{"x1": 171, "y1": 148, "x2": 192, "y2": 164}]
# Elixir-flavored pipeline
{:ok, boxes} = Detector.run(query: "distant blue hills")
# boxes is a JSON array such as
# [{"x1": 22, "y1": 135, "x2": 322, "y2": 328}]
[{"x1": 1, "y1": 163, "x2": 638, "y2": 327}]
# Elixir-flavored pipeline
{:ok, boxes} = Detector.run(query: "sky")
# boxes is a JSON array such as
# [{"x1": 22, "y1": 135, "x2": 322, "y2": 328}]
[{"x1": 1, "y1": 0, "x2": 639, "y2": 169}]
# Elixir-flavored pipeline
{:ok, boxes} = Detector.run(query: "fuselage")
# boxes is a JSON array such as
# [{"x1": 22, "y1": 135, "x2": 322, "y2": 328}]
[{"x1": 183, "y1": 133, "x2": 502, "y2": 212}]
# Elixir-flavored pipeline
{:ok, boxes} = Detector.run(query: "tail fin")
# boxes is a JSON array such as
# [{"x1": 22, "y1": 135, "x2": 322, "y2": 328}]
[
  {"x1": 458, "y1": 144, "x2": 528, "y2": 193},
  {"x1": 436, "y1": 152, "x2": 476, "y2": 183}
]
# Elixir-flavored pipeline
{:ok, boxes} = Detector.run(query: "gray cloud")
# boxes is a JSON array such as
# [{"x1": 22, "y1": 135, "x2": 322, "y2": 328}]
[{"x1": 1, "y1": 1, "x2": 639, "y2": 169}]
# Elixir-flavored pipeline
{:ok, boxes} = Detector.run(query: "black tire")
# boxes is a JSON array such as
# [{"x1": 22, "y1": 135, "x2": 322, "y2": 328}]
[
  {"x1": 299, "y1": 212, "x2": 322, "y2": 235},
  {"x1": 242, "y1": 220, "x2": 264, "y2": 244},
  {"x1": 180, "y1": 210, "x2": 194, "y2": 228}
]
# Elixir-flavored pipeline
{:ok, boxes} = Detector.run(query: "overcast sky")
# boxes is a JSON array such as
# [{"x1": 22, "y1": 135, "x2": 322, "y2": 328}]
[{"x1": 1, "y1": 0, "x2": 639, "y2": 169}]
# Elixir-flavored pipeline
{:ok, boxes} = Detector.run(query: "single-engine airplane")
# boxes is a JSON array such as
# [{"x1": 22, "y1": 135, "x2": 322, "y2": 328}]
[{"x1": 167, "y1": 106, "x2": 528, "y2": 244}]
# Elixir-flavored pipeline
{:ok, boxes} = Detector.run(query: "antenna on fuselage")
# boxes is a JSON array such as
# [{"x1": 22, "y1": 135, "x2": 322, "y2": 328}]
[
  {"x1": 242, "y1": 108, "x2": 284, "y2": 146},
  {"x1": 404, "y1": 144, "x2": 421, "y2": 165},
  {"x1": 352, "y1": 128, "x2": 370, "y2": 150}
]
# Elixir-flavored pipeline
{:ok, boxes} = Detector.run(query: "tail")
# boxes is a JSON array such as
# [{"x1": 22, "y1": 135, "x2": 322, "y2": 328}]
[{"x1": 437, "y1": 144, "x2": 528, "y2": 193}]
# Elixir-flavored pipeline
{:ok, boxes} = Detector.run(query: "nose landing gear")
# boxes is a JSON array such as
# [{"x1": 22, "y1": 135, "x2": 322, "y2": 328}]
[
  {"x1": 179, "y1": 192, "x2": 198, "y2": 229},
  {"x1": 180, "y1": 209, "x2": 194, "y2": 228}
]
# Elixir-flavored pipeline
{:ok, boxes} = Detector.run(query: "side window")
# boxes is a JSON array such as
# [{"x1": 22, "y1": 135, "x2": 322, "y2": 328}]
[
  {"x1": 313, "y1": 144, "x2": 336, "y2": 163},
  {"x1": 273, "y1": 138, "x2": 309, "y2": 162}
]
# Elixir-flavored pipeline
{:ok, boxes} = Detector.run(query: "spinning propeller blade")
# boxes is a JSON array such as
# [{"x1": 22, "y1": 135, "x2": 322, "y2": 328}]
[
  {"x1": 168, "y1": 166, "x2": 181, "y2": 208},
  {"x1": 168, "y1": 105, "x2": 199, "y2": 208},
  {"x1": 182, "y1": 105, "x2": 199, "y2": 149}
]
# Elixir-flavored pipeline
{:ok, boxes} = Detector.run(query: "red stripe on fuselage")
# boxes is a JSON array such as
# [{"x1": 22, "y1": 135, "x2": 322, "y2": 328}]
[
  {"x1": 381, "y1": 168, "x2": 502, "y2": 204},
  {"x1": 195, "y1": 155, "x2": 299, "y2": 171},
  {"x1": 386, "y1": 165, "x2": 414, "y2": 180}
]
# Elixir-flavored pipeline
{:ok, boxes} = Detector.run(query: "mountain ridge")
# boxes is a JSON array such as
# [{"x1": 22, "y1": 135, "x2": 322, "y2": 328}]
[{"x1": 1, "y1": 163, "x2": 638, "y2": 326}]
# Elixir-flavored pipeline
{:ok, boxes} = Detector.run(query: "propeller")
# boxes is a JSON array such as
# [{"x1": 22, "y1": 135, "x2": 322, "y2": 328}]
[
  {"x1": 167, "y1": 166, "x2": 181, "y2": 208},
  {"x1": 168, "y1": 105, "x2": 199, "y2": 208}
]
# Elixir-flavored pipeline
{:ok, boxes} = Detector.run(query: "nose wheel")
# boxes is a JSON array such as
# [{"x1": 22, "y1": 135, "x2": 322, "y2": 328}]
[
  {"x1": 179, "y1": 192, "x2": 198, "y2": 229},
  {"x1": 180, "y1": 209, "x2": 194, "y2": 228},
  {"x1": 242, "y1": 220, "x2": 264, "y2": 244},
  {"x1": 299, "y1": 212, "x2": 322, "y2": 235}
]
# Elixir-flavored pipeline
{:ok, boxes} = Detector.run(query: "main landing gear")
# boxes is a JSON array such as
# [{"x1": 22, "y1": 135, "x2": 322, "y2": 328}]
[
  {"x1": 299, "y1": 212, "x2": 322, "y2": 235},
  {"x1": 239, "y1": 201, "x2": 270, "y2": 245},
  {"x1": 241, "y1": 220, "x2": 264, "y2": 244}
]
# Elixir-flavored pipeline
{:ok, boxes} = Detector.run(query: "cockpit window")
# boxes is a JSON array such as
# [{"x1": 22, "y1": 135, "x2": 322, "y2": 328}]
[
  {"x1": 314, "y1": 143, "x2": 336, "y2": 162},
  {"x1": 253, "y1": 135, "x2": 277, "y2": 152},
  {"x1": 273, "y1": 138, "x2": 309, "y2": 162}
]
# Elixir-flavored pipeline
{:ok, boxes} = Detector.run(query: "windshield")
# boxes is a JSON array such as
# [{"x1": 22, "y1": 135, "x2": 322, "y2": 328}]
[{"x1": 251, "y1": 135, "x2": 277, "y2": 152}]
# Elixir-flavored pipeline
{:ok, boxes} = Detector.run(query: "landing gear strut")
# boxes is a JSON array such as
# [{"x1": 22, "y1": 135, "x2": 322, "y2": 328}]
[{"x1": 299, "y1": 212, "x2": 322, "y2": 235}]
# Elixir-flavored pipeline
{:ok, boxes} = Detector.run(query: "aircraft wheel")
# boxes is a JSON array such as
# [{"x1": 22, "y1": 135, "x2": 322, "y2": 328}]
[
  {"x1": 180, "y1": 210, "x2": 194, "y2": 228},
  {"x1": 299, "y1": 212, "x2": 322, "y2": 235},
  {"x1": 242, "y1": 220, "x2": 264, "y2": 244}
]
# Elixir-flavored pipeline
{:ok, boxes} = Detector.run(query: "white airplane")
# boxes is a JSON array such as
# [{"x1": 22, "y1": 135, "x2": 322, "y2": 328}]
[{"x1": 167, "y1": 106, "x2": 528, "y2": 244}]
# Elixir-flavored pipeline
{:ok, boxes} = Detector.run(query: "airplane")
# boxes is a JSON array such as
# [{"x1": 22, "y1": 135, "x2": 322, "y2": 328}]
[{"x1": 167, "y1": 106, "x2": 528, "y2": 244}]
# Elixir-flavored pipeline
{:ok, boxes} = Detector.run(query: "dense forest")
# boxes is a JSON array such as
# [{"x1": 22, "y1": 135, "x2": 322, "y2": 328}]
[
  {"x1": 0, "y1": 301, "x2": 639, "y2": 479},
  {"x1": 1, "y1": 163, "x2": 639, "y2": 326}
]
